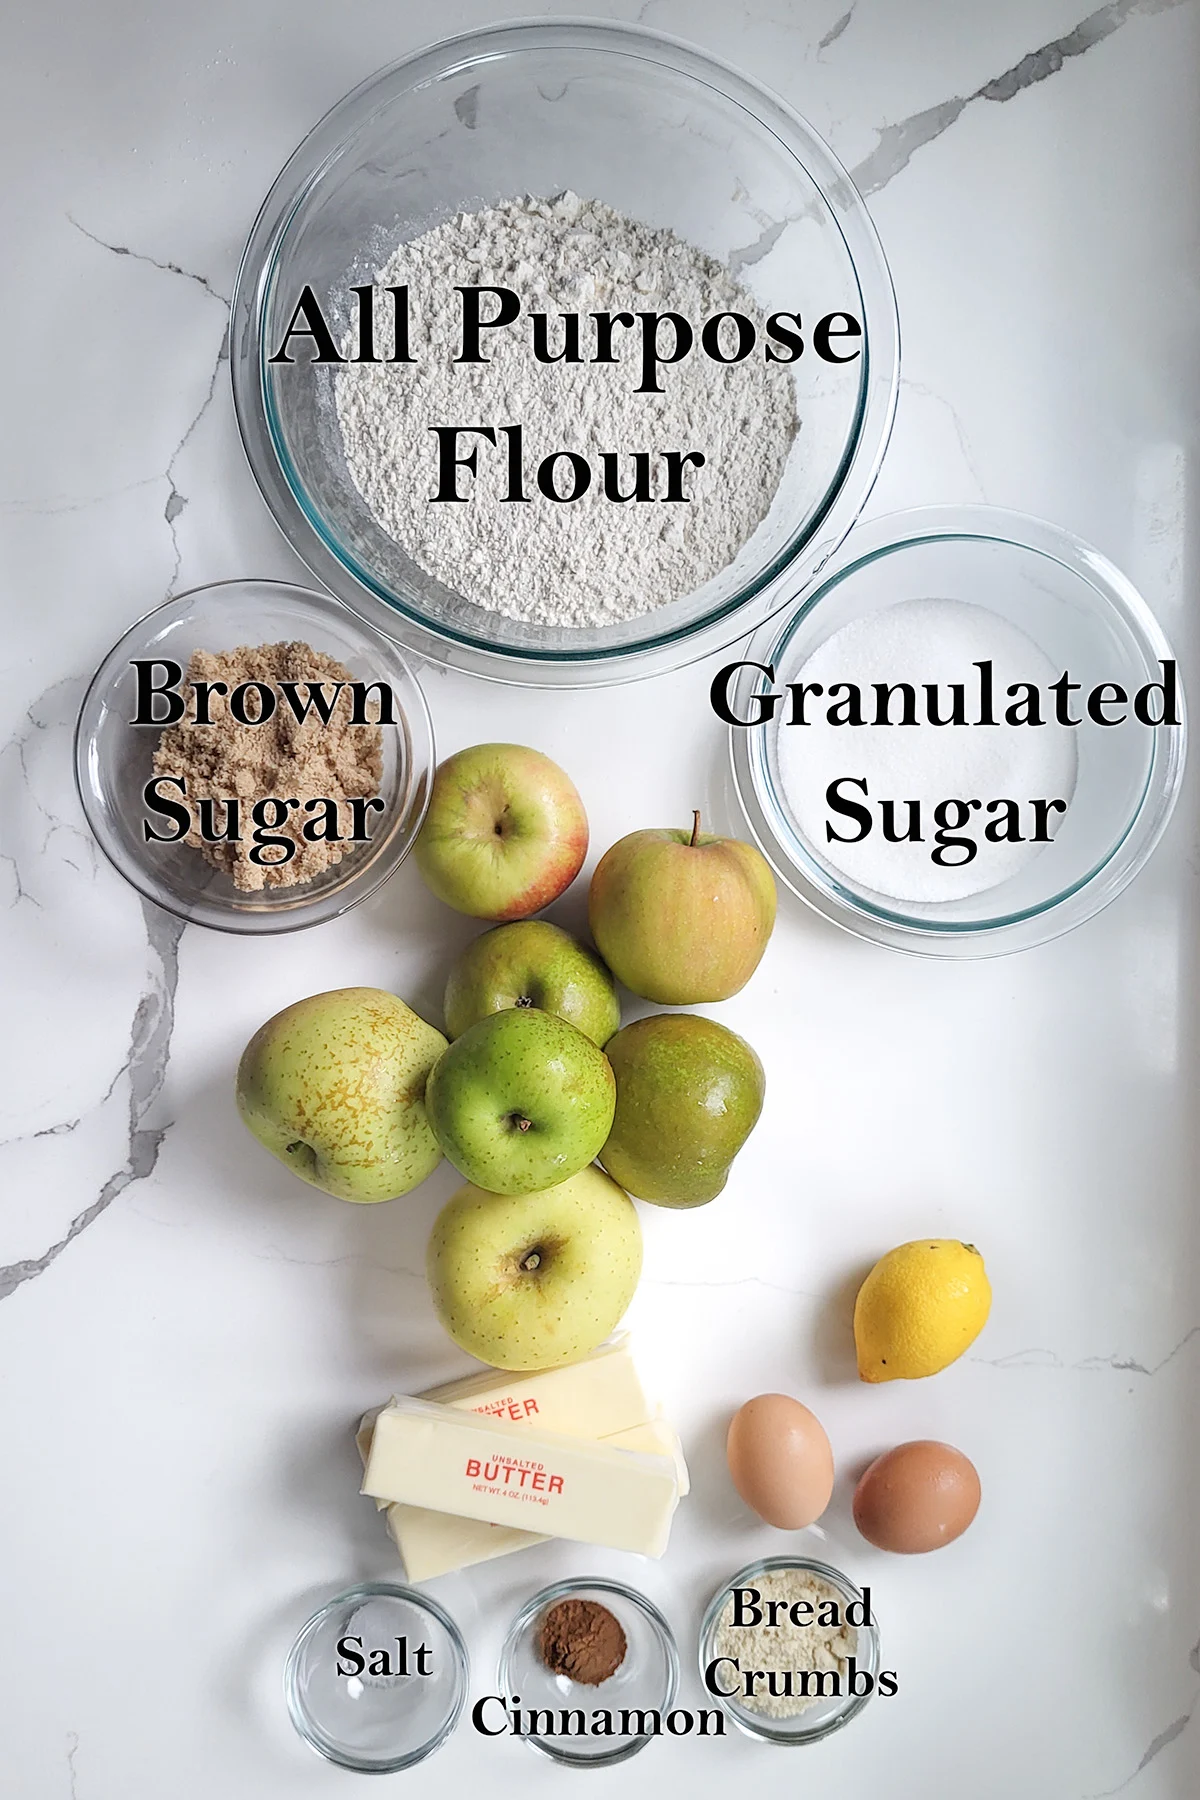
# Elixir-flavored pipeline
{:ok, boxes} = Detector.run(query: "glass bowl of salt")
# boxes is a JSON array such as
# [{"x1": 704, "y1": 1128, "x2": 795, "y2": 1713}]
[{"x1": 729, "y1": 505, "x2": 1186, "y2": 956}]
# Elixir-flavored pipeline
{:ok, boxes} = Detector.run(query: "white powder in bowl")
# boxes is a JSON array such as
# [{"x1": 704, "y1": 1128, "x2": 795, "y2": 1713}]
[
  {"x1": 775, "y1": 598, "x2": 1079, "y2": 903},
  {"x1": 335, "y1": 193, "x2": 797, "y2": 629}
]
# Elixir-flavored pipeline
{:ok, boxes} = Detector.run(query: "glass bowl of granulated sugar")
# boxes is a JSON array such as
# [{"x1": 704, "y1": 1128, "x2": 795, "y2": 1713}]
[
  {"x1": 728, "y1": 507, "x2": 1187, "y2": 957},
  {"x1": 74, "y1": 580, "x2": 435, "y2": 934},
  {"x1": 231, "y1": 20, "x2": 898, "y2": 687}
]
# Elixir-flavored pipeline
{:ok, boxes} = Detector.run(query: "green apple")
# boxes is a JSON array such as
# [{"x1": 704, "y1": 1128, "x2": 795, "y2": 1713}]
[
  {"x1": 427, "y1": 1166, "x2": 642, "y2": 1369},
  {"x1": 589, "y1": 811, "x2": 777, "y2": 1004},
  {"x1": 235, "y1": 988, "x2": 446, "y2": 1202},
  {"x1": 444, "y1": 920, "x2": 620, "y2": 1046},
  {"x1": 414, "y1": 743, "x2": 588, "y2": 920},
  {"x1": 599, "y1": 1013, "x2": 765, "y2": 1207},
  {"x1": 425, "y1": 1007, "x2": 615, "y2": 1196}
]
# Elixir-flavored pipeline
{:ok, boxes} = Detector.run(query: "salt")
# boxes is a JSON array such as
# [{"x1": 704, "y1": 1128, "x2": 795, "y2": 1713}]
[{"x1": 775, "y1": 598, "x2": 1078, "y2": 904}]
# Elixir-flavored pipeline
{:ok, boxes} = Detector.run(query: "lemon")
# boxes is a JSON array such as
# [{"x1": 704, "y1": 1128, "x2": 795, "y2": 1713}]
[{"x1": 854, "y1": 1239, "x2": 991, "y2": 1382}]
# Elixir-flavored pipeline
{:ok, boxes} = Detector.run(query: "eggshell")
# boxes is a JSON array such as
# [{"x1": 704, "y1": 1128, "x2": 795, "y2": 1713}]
[
  {"x1": 853, "y1": 1440, "x2": 980, "y2": 1553},
  {"x1": 726, "y1": 1393, "x2": 835, "y2": 1528}
]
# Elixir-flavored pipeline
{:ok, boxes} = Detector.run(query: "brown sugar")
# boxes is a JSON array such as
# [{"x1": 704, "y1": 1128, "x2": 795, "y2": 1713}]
[
  {"x1": 151, "y1": 641, "x2": 384, "y2": 892},
  {"x1": 537, "y1": 1597, "x2": 627, "y2": 1686}
]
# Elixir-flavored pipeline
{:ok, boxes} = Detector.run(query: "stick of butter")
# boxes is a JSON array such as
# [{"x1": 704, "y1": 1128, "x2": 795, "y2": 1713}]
[
  {"x1": 354, "y1": 1334, "x2": 678, "y2": 1510},
  {"x1": 362, "y1": 1395, "x2": 680, "y2": 1557},
  {"x1": 420, "y1": 1334, "x2": 651, "y2": 1436},
  {"x1": 357, "y1": 1409, "x2": 689, "y2": 1582},
  {"x1": 374, "y1": 1333, "x2": 652, "y2": 1450}
]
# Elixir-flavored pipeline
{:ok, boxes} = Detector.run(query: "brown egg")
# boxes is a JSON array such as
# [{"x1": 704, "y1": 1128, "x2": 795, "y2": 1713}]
[
  {"x1": 853, "y1": 1440, "x2": 980, "y2": 1553},
  {"x1": 726, "y1": 1393, "x2": 835, "y2": 1528}
]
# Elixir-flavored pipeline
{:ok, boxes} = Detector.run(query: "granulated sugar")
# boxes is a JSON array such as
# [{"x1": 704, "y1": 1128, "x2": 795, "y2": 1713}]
[
  {"x1": 335, "y1": 193, "x2": 797, "y2": 628},
  {"x1": 776, "y1": 598, "x2": 1079, "y2": 903}
]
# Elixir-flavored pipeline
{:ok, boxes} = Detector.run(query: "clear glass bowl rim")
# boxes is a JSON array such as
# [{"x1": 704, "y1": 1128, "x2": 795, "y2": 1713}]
[
  {"x1": 229, "y1": 16, "x2": 900, "y2": 687},
  {"x1": 698, "y1": 1553, "x2": 881, "y2": 1745},
  {"x1": 729, "y1": 503, "x2": 1188, "y2": 958},
  {"x1": 497, "y1": 1574, "x2": 681, "y2": 1767},
  {"x1": 283, "y1": 1580, "x2": 469, "y2": 1773},
  {"x1": 72, "y1": 578, "x2": 436, "y2": 935}
]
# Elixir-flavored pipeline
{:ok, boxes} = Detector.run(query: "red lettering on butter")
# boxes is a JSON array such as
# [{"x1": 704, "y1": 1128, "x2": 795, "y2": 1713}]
[
  {"x1": 465, "y1": 1455, "x2": 563, "y2": 1494},
  {"x1": 475, "y1": 1396, "x2": 541, "y2": 1422}
]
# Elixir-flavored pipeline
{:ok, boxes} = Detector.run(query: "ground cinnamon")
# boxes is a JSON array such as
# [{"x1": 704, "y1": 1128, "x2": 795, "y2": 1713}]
[{"x1": 537, "y1": 1598, "x2": 627, "y2": 1686}]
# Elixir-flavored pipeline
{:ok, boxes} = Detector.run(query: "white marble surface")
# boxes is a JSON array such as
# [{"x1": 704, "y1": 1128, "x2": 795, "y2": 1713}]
[{"x1": 2, "y1": 2, "x2": 1199, "y2": 1795}]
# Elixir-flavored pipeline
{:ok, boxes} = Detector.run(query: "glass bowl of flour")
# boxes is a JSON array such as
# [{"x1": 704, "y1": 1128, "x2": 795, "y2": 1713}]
[
  {"x1": 231, "y1": 20, "x2": 898, "y2": 685},
  {"x1": 729, "y1": 507, "x2": 1186, "y2": 956}
]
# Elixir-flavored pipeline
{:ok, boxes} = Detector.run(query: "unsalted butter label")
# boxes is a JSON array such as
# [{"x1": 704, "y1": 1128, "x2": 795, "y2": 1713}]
[{"x1": 464, "y1": 1454, "x2": 564, "y2": 1495}]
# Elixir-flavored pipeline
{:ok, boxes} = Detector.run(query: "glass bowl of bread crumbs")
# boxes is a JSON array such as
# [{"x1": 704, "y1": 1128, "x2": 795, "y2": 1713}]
[
  {"x1": 699, "y1": 1556, "x2": 881, "y2": 1744},
  {"x1": 75, "y1": 579, "x2": 435, "y2": 933}
]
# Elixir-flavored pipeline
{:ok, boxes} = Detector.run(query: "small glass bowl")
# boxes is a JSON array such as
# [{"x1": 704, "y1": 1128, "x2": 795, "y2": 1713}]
[
  {"x1": 730, "y1": 506, "x2": 1186, "y2": 956},
  {"x1": 230, "y1": 19, "x2": 898, "y2": 687},
  {"x1": 74, "y1": 579, "x2": 434, "y2": 934},
  {"x1": 498, "y1": 1577, "x2": 679, "y2": 1767},
  {"x1": 284, "y1": 1582, "x2": 468, "y2": 1773},
  {"x1": 699, "y1": 1555, "x2": 880, "y2": 1746}
]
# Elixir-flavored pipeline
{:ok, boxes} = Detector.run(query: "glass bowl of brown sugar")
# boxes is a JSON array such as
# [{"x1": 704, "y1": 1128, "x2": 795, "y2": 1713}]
[{"x1": 74, "y1": 579, "x2": 435, "y2": 933}]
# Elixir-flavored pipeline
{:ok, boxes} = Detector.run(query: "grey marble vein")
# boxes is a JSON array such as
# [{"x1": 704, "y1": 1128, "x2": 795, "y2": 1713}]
[
  {"x1": 1077, "y1": 1324, "x2": 1200, "y2": 1375},
  {"x1": 0, "y1": 902, "x2": 182, "y2": 1302},
  {"x1": 68, "y1": 215, "x2": 229, "y2": 306},
  {"x1": 973, "y1": 1345, "x2": 1066, "y2": 1368},
  {"x1": 1086, "y1": 1632, "x2": 1200, "y2": 1793},
  {"x1": 0, "y1": 475, "x2": 161, "y2": 518},
  {"x1": 852, "y1": 0, "x2": 1189, "y2": 195},
  {"x1": 66, "y1": 209, "x2": 232, "y2": 588},
  {"x1": 1088, "y1": 1704, "x2": 1196, "y2": 1795},
  {"x1": 900, "y1": 376, "x2": 987, "y2": 497},
  {"x1": 728, "y1": 216, "x2": 789, "y2": 274},
  {"x1": 818, "y1": 8, "x2": 855, "y2": 52},
  {"x1": 454, "y1": 84, "x2": 480, "y2": 130},
  {"x1": 163, "y1": 325, "x2": 229, "y2": 596},
  {"x1": 975, "y1": 1325, "x2": 1200, "y2": 1375},
  {"x1": 1, "y1": 683, "x2": 97, "y2": 906},
  {"x1": 1, "y1": 848, "x2": 41, "y2": 910},
  {"x1": 0, "y1": 1115, "x2": 80, "y2": 1149},
  {"x1": 65, "y1": 1732, "x2": 79, "y2": 1800}
]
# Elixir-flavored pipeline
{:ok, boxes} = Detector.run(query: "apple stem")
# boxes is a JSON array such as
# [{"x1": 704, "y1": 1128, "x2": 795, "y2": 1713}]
[
  {"x1": 521, "y1": 1250, "x2": 542, "y2": 1271},
  {"x1": 690, "y1": 810, "x2": 702, "y2": 847},
  {"x1": 508, "y1": 1114, "x2": 533, "y2": 1133}
]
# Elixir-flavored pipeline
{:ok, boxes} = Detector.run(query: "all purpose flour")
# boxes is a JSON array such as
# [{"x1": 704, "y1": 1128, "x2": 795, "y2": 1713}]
[{"x1": 335, "y1": 193, "x2": 797, "y2": 628}]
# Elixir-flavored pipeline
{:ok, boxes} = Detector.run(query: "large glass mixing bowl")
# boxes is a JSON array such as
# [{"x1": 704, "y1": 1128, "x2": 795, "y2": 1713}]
[{"x1": 231, "y1": 20, "x2": 898, "y2": 686}]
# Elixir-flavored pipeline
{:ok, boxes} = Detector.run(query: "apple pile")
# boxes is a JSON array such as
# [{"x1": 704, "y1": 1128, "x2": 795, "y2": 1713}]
[{"x1": 235, "y1": 743, "x2": 777, "y2": 1373}]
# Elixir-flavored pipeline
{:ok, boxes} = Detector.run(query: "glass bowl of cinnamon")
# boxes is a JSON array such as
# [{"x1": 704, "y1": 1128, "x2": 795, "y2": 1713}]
[{"x1": 498, "y1": 1577, "x2": 679, "y2": 1767}]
